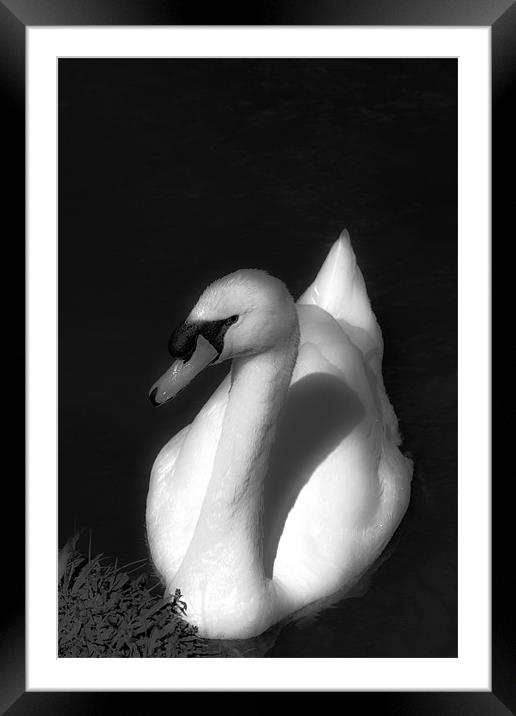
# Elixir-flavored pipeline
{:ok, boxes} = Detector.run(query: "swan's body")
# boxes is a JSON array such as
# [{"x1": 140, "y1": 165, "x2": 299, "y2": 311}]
[{"x1": 146, "y1": 231, "x2": 412, "y2": 639}]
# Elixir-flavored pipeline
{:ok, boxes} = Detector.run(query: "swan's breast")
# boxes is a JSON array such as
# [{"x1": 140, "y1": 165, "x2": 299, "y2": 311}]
[{"x1": 146, "y1": 373, "x2": 231, "y2": 585}]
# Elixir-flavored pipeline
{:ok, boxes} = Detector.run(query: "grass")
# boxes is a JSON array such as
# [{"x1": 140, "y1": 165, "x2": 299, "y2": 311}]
[{"x1": 58, "y1": 536, "x2": 225, "y2": 657}]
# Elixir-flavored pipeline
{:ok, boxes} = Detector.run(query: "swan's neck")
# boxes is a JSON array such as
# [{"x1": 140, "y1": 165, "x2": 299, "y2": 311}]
[
  {"x1": 176, "y1": 319, "x2": 299, "y2": 606},
  {"x1": 210, "y1": 341, "x2": 298, "y2": 540}
]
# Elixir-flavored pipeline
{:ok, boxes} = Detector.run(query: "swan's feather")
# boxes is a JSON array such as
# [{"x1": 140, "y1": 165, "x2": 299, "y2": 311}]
[{"x1": 297, "y1": 229, "x2": 384, "y2": 369}]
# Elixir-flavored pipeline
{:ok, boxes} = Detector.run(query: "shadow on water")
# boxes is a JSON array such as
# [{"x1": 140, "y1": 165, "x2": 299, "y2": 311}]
[{"x1": 263, "y1": 372, "x2": 365, "y2": 578}]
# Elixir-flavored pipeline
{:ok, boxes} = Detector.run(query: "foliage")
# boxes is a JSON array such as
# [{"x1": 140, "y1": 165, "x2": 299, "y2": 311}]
[{"x1": 58, "y1": 543, "x2": 223, "y2": 658}]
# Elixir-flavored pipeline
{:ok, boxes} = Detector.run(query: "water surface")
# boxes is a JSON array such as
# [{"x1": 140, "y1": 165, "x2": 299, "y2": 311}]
[{"x1": 59, "y1": 59, "x2": 457, "y2": 657}]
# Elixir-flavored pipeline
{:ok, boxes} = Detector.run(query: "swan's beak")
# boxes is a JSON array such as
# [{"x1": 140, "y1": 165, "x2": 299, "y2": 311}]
[{"x1": 149, "y1": 333, "x2": 219, "y2": 406}]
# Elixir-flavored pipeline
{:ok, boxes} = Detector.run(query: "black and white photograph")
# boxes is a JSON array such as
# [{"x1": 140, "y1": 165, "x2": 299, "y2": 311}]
[
  {"x1": 2, "y1": 1, "x2": 507, "y2": 708},
  {"x1": 58, "y1": 57, "x2": 457, "y2": 659}
]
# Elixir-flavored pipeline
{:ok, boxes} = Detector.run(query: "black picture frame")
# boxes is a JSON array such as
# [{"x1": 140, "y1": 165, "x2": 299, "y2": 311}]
[{"x1": 3, "y1": 0, "x2": 507, "y2": 713}]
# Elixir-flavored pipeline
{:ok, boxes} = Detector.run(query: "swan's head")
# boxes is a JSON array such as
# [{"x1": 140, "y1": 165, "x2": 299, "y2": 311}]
[{"x1": 149, "y1": 269, "x2": 297, "y2": 406}]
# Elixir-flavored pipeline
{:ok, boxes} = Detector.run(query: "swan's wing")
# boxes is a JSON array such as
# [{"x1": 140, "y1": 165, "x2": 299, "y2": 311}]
[
  {"x1": 297, "y1": 230, "x2": 383, "y2": 372},
  {"x1": 296, "y1": 232, "x2": 401, "y2": 442},
  {"x1": 272, "y1": 310, "x2": 411, "y2": 604},
  {"x1": 296, "y1": 302, "x2": 402, "y2": 449}
]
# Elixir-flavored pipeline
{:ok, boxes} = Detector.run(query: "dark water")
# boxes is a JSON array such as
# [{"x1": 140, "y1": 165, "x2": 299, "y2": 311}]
[{"x1": 59, "y1": 59, "x2": 457, "y2": 657}]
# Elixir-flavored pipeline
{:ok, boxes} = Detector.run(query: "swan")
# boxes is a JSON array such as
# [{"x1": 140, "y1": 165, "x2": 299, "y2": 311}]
[{"x1": 146, "y1": 230, "x2": 412, "y2": 640}]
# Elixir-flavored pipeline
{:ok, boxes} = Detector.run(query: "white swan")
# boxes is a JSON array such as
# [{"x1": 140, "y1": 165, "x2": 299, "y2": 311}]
[{"x1": 146, "y1": 230, "x2": 412, "y2": 639}]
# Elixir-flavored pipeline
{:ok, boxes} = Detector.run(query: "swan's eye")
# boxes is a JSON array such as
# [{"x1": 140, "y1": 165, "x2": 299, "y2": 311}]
[{"x1": 225, "y1": 315, "x2": 239, "y2": 326}]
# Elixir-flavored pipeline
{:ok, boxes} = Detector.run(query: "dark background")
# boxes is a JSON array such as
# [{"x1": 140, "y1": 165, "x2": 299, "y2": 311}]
[{"x1": 58, "y1": 58, "x2": 457, "y2": 657}]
